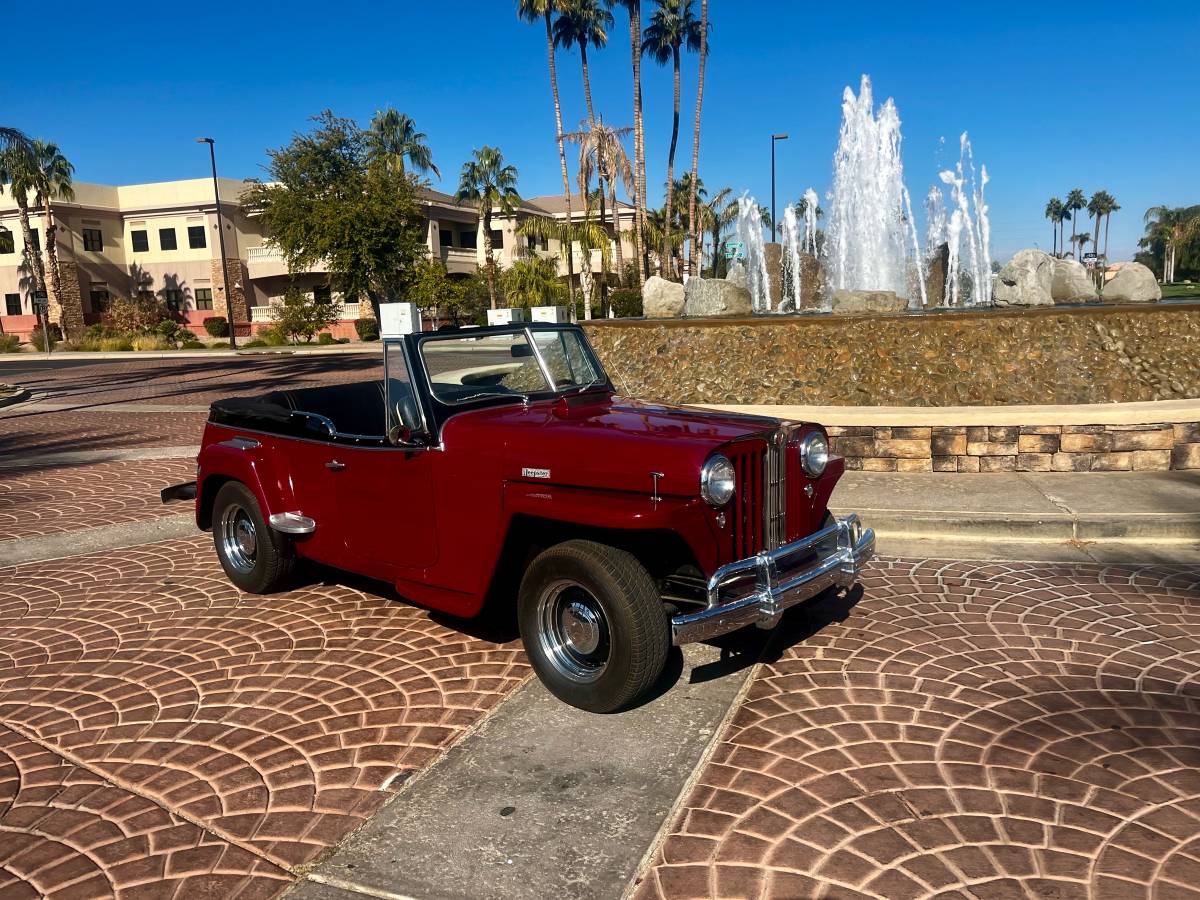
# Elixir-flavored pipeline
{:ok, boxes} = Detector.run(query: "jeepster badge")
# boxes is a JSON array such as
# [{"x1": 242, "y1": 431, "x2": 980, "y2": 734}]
[{"x1": 522, "y1": 467, "x2": 551, "y2": 479}]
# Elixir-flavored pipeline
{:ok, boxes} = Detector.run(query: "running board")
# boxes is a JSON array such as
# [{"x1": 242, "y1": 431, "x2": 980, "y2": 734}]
[{"x1": 268, "y1": 512, "x2": 317, "y2": 534}]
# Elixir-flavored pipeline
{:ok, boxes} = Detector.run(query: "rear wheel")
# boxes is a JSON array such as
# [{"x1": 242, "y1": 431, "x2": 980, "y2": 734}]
[
  {"x1": 212, "y1": 481, "x2": 294, "y2": 593},
  {"x1": 518, "y1": 540, "x2": 669, "y2": 713}
]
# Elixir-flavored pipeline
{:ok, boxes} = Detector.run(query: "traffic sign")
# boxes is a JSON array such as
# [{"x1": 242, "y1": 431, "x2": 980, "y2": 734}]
[{"x1": 724, "y1": 241, "x2": 746, "y2": 261}]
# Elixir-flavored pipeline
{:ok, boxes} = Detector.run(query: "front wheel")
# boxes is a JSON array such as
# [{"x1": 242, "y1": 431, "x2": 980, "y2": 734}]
[
  {"x1": 212, "y1": 481, "x2": 295, "y2": 593},
  {"x1": 518, "y1": 540, "x2": 669, "y2": 713}
]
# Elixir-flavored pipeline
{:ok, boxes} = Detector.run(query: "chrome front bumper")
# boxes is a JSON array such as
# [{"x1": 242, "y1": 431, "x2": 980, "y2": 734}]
[{"x1": 670, "y1": 514, "x2": 875, "y2": 645}]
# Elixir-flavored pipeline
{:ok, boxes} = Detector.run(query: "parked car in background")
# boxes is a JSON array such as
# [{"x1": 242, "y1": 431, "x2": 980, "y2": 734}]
[{"x1": 166, "y1": 324, "x2": 875, "y2": 712}]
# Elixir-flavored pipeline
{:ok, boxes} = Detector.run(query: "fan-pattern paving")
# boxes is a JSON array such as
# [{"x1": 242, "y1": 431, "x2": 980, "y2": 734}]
[
  {"x1": 0, "y1": 536, "x2": 529, "y2": 882},
  {"x1": 634, "y1": 559, "x2": 1200, "y2": 899},
  {"x1": 0, "y1": 458, "x2": 197, "y2": 539}
]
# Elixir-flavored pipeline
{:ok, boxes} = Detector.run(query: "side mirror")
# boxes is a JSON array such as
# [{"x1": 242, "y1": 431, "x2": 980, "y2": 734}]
[{"x1": 388, "y1": 423, "x2": 426, "y2": 447}]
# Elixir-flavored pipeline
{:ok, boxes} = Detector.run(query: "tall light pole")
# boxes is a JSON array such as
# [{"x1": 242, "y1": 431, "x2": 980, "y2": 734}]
[
  {"x1": 770, "y1": 133, "x2": 788, "y2": 242},
  {"x1": 197, "y1": 137, "x2": 237, "y2": 350}
]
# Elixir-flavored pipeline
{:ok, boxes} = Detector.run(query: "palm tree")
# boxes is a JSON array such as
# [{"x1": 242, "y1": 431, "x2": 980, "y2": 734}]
[
  {"x1": 1073, "y1": 232, "x2": 1091, "y2": 259},
  {"x1": 613, "y1": 0, "x2": 649, "y2": 284},
  {"x1": 455, "y1": 146, "x2": 521, "y2": 309},
  {"x1": 702, "y1": 186, "x2": 736, "y2": 277},
  {"x1": 1044, "y1": 197, "x2": 1064, "y2": 255},
  {"x1": 517, "y1": 0, "x2": 577, "y2": 308},
  {"x1": 1103, "y1": 194, "x2": 1119, "y2": 260},
  {"x1": 795, "y1": 194, "x2": 823, "y2": 221},
  {"x1": 1064, "y1": 188, "x2": 1086, "y2": 259},
  {"x1": 566, "y1": 117, "x2": 634, "y2": 292},
  {"x1": 642, "y1": 0, "x2": 702, "y2": 279},
  {"x1": 1087, "y1": 191, "x2": 1108, "y2": 260},
  {"x1": 685, "y1": 0, "x2": 709, "y2": 278},
  {"x1": 520, "y1": 211, "x2": 612, "y2": 317},
  {"x1": 1143, "y1": 206, "x2": 1200, "y2": 283},
  {"x1": 366, "y1": 108, "x2": 439, "y2": 178},
  {"x1": 0, "y1": 142, "x2": 47, "y2": 302},
  {"x1": 501, "y1": 255, "x2": 565, "y2": 307},
  {"x1": 553, "y1": 0, "x2": 613, "y2": 125},
  {"x1": 34, "y1": 143, "x2": 75, "y2": 320}
]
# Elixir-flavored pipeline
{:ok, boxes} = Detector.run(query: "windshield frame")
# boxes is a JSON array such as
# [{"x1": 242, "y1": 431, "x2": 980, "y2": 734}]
[{"x1": 414, "y1": 323, "x2": 612, "y2": 409}]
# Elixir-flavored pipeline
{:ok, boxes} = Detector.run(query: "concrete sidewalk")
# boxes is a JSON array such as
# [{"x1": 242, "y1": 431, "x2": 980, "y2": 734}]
[{"x1": 832, "y1": 469, "x2": 1200, "y2": 562}]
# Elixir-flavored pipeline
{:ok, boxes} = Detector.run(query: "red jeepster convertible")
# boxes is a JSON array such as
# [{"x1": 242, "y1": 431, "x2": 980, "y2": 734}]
[{"x1": 171, "y1": 324, "x2": 874, "y2": 712}]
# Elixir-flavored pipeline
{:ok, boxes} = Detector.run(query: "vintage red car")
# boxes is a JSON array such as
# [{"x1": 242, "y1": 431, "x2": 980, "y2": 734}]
[{"x1": 168, "y1": 323, "x2": 874, "y2": 712}]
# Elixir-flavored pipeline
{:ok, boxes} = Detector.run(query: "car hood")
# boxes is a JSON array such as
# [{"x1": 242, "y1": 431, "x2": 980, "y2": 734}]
[{"x1": 445, "y1": 392, "x2": 784, "y2": 497}]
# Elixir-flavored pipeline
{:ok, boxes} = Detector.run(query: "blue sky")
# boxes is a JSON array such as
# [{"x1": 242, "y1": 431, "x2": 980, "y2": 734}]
[{"x1": 12, "y1": 0, "x2": 1197, "y2": 262}]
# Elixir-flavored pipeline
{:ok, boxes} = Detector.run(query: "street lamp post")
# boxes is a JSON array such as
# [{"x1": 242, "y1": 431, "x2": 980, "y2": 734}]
[
  {"x1": 197, "y1": 137, "x2": 237, "y2": 350},
  {"x1": 770, "y1": 133, "x2": 788, "y2": 243}
]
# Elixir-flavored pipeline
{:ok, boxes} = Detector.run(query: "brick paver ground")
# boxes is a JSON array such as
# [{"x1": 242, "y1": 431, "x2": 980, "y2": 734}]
[
  {"x1": 1, "y1": 354, "x2": 382, "y2": 407},
  {"x1": 0, "y1": 536, "x2": 529, "y2": 891},
  {"x1": 0, "y1": 458, "x2": 197, "y2": 540},
  {"x1": 0, "y1": 408, "x2": 208, "y2": 457},
  {"x1": 634, "y1": 558, "x2": 1200, "y2": 900}
]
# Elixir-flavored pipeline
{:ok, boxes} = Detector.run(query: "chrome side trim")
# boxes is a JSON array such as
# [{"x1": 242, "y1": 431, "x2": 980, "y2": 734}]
[
  {"x1": 217, "y1": 437, "x2": 261, "y2": 450},
  {"x1": 268, "y1": 512, "x2": 317, "y2": 534},
  {"x1": 671, "y1": 514, "x2": 875, "y2": 645}
]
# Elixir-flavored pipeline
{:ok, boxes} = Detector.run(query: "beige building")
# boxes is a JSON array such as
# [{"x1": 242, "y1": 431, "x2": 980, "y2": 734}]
[{"x1": 0, "y1": 178, "x2": 634, "y2": 339}]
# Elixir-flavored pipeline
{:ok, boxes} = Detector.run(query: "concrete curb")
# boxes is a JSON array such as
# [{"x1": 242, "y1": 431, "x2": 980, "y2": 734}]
[
  {"x1": 836, "y1": 506, "x2": 1200, "y2": 544},
  {"x1": 0, "y1": 387, "x2": 30, "y2": 408},
  {"x1": 0, "y1": 345, "x2": 379, "y2": 363}
]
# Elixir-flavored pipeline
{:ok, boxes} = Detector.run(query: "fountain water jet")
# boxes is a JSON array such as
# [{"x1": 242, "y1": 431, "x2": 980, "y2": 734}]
[
  {"x1": 736, "y1": 194, "x2": 771, "y2": 312},
  {"x1": 825, "y1": 75, "x2": 922, "y2": 301},
  {"x1": 935, "y1": 133, "x2": 991, "y2": 306},
  {"x1": 779, "y1": 204, "x2": 803, "y2": 312}
]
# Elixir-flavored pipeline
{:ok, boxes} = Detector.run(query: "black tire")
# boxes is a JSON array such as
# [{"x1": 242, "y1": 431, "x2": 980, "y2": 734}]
[
  {"x1": 211, "y1": 481, "x2": 295, "y2": 593},
  {"x1": 518, "y1": 539, "x2": 669, "y2": 713}
]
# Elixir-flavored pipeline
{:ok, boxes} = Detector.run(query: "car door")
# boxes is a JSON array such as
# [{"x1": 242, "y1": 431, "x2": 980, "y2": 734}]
[{"x1": 324, "y1": 341, "x2": 438, "y2": 578}]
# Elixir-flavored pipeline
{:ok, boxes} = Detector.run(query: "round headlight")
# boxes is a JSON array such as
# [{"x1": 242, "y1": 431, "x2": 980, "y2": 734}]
[
  {"x1": 700, "y1": 455, "x2": 736, "y2": 507},
  {"x1": 801, "y1": 432, "x2": 829, "y2": 477}
]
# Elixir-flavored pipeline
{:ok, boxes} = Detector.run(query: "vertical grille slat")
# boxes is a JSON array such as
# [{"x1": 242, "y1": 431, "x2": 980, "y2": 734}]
[{"x1": 726, "y1": 426, "x2": 799, "y2": 564}]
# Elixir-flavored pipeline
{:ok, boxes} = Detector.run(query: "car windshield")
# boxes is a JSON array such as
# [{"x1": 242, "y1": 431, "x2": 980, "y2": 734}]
[{"x1": 419, "y1": 327, "x2": 606, "y2": 404}]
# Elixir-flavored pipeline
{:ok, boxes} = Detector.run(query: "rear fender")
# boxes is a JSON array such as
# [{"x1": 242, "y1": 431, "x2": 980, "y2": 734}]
[{"x1": 196, "y1": 439, "x2": 296, "y2": 530}]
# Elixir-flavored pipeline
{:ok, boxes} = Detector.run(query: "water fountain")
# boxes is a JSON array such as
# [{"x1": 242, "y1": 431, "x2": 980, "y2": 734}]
[
  {"x1": 735, "y1": 195, "x2": 771, "y2": 312},
  {"x1": 802, "y1": 188, "x2": 820, "y2": 256},
  {"x1": 779, "y1": 204, "x2": 802, "y2": 312}
]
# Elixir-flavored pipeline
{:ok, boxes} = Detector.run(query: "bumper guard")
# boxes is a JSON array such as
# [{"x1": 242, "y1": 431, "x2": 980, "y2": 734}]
[{"x1": 670, "y1": 514, "x2": 875, "y2": 645}]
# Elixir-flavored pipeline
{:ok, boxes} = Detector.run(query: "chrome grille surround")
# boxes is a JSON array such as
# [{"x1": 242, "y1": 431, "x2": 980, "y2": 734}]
[{"x1": 765, "y1": 423, "x2": 800, "y2": 552}]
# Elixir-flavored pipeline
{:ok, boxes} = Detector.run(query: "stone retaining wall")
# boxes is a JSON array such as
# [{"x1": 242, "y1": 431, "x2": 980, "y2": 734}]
[
  {"x1": 582, "y1": 302, "x2": 1200, "y2": 406},
  {"x1": 830, "y1": 422, "x2": 1200, "y2": 472}
]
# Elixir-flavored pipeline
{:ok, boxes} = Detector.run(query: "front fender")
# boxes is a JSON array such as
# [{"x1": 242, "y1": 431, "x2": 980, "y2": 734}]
[{"x1": 196, "y1": 434, "x2": 297, "y2": 530}]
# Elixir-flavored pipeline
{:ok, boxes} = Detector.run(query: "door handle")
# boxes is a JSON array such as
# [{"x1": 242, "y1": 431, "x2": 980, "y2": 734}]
[{"x1": 325, "y1": 459, "x2": 346, "y2": 471}]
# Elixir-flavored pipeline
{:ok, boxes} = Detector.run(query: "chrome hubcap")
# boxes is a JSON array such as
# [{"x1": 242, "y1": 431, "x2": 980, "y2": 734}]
[
  {"x1": 537, "y1": 580, "x2": 610, "y2": 683},
  {"x1": 220, "y1": 504, "x2": 258, "y2": 574}
]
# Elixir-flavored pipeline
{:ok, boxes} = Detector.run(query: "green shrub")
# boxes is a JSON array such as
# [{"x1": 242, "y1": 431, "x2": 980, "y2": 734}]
[
  {"x1": 210, "y1": 341, "x2": 230, "y2": 349},
  {"x1": 155, "y1": 319, "x2": 184, "y2": 346},
  {"x1": 100, "y1": 336, "x2": 134, "y2": 351},
  {"x1": 66, "y1": 339, "x2": 102, "y2": 352},
  {"x1": 0, "y1": 334, "x2": 21, "y2": 353},
  {"x1": 354, "y1": 318, "x2": 380, "y2": 341},
  {"x1": 203, "y1": 316, "x2": 229, "y2": 337},
  {"x1": 31, "y1": 324, "x2": 62, "y2": 351},
  {"x1": 609, "y1": 288, "x2": 643, "y2": 318},
  {"x1": 336, "y1": 337, "x2": 350, "y2": 344},
  {"x1": 132, "y1": 335, "x2": 170, "y2": 351},
  {"x1": 181, "y1": 340, "x2": 205, "y2": 349},
  {"x1": 257, "y1": 327, "x2": 289, "y2": 347},
  {"x1": 243, "y1": 339, "x2": 269, "y2": 349},
  {"x1": 318, "y1": 332, "x2": 335, "y2": 345}
]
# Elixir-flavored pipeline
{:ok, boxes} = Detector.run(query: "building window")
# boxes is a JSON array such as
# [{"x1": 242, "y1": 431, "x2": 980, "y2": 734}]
[
  {"x1": 490, "y1": 230, "x2": 504, "y2": 249},
  {"x1": 82, "y1": 228, "x2": 103, "y2": 251},
  {"x1": 163, "y1": 289, "x2": 183, "y2": 312},
  {"x1": 195, "y1": 288, "x2": 213, "y2": 311},
  {"x1": 4, "y1": 293, "x2": 20, "y2": 316},
  {"x1": 439, "y1": 228, "x2": 453, "y2": 248},
  {"x1": 29, "y1": 229, "x2": 40, "y2": 252},
  {"x1": 0, "y1": 231, "x2": 14, "y2": 254},
  {"x1": 459, "y1": 230, "x2": 477, "y2": 249},
  {"x1": 313, "y1": 284, "x2": 332, "y2": 304},
  {"x1": 131, "y1": 230, "x2": 148, "y2": 252},
  {"x1": 159, "y1": 228, "x2": 178, "y2": 251},
  {"x1": 188, "y1": 225, "x2": 206, "y2": 249},
  {"x1": 90, "y1": 289, "x2": 110, "y2": 312}
]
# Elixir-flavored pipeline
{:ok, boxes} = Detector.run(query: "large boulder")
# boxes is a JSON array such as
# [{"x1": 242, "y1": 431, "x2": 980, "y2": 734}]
[
  {"x1": 763, "y1": 243, "x2": 783, "y2": 310},
  {"x1": 725, "y1": 260, "x2": 748, "y2": 289},
  {"x1": 1103, "y1": 262, "x2": 1162, "y2": 303},
  {"x1": 925, "y1": 242, "x2": 950, "y2": 306},
  {"x1": 684, "y1": 277, "x2": 754, "y2": 317},
  {"x1": 642, "y1": 276, "x2": 685, "y2": 318},
  {"x1": 993, "y1": 249, "x2": 1054, "y2": 306},
  {"x1": 1051, "y1": 257, "x2": 1098, "y2": 302},
  {"x1": 830, "y1": 289, "x2": 908, "y2": 314},
  {"x1": 799, "y1": 251, "x2": 825, "y2": 310}
]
